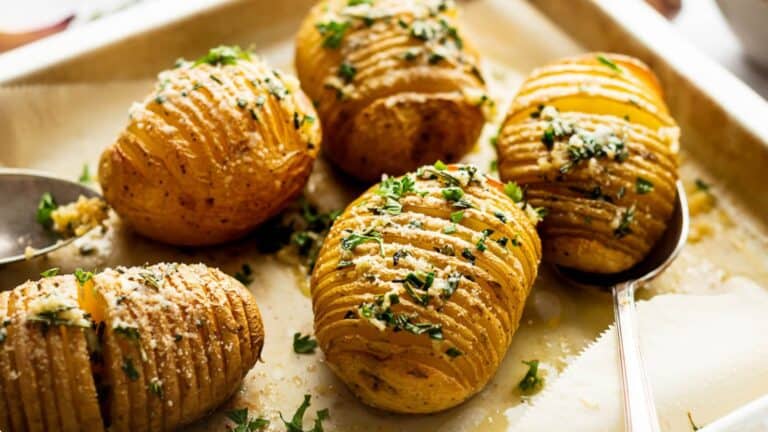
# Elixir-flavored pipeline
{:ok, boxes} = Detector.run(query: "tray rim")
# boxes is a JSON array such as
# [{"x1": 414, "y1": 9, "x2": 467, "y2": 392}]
[{"x1": 1, "y1": 0, "x2": 767, "y2": 428}]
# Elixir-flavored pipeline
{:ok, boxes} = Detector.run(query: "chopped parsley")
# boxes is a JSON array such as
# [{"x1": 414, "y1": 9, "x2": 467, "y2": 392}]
[
  {"x1": 40, "y1": 267, "x2": 59, "y2": 277},
  {"x1": 36, "y1": 192, "x2": 57, "y2": 229},
  {"x1": 461, "y1": 248, "x2": 476, "y2": 264},
  {"x1": 596, "y1": 54, "x2": 622, "y2": 73},
  {"x1": 476, "y1": 229, "x2": 493, "y2": 252},
  {"x1": 74, "y1": 268, "x2": 94, "y2": 285},
  {"x1": 227, "y1": 408, "x2": 270, "y2": 432},
  {"x1": 635, "y1": 177, "x2": 654, "y2": 194},
  {"x1": 443, "y1": 272, "x2": 461, "y2": 298},
  {"x1": 695, "y1": 178, "x2": 710, "y2": 192},
  {"x1": 434, "y1": 160, "x2": 447, "y2": 171},
  {"x1": 614, "y1": 207, "x2": 635, "y2": 238},
  {"x1": 348, "y1": 0, "x2": 373, "y2": 5},
  {"x1": 357, "y1": 294, "x2": 443, "y2": 340},
  {"x1": 504, "y1": 182, "x2": 524, "y2": 203},
  {"x1": 338, "y1": 61, "x2": 356, "y2": 83},
  {"x1": 194, "y1": 45, "x2": 251, "y2": 67},
  {"x1": 138, "y1": 270, "x2": 163, "y2": 290},
  {"x1": 392, "y1": 249, "x2": 409, "y2": 266},
  {"x1": 375, "y1": 174, "x2": 420, "y2": 215},
  {"x1": 78, "y1": 164, "x2": 92, "y2": 184},
  {"x1": 450, "y1": 210, "x2": 464, "y2": 223},
  {"x1": 234, "y1": 264, "x2": 254, "y2": 285},
  {"x1": 122, "y1": 357, "x2": 140, "y2": 381},
  {"x1": 293, "y1": 332, "x2": 318, "y2": 354},
  {"x1": 493, "y1": 211, "x2": 507, "y2": 223},
  {"x1": 445, "y1": 347, "x2": 462, "y2": 358},
  {"x1": 518, "y1": 359, "x2": 544, "y2": 394},
  {"x1": 149, "y1": 378, "x2": 164, "y2": 398},
  {"x1": 398, "y1": 271, "x2": 435, "y2": 306},
  {"x1": 316, "y1": 20, "x2": 350, "y2": 49},
  {"x1": 280, "y1": 394, "x2": 329, "y2": 432},
  {"x1": 560, "y1": 131, "x2": 629, "y2": 174},
  {"x1": 114, "y1": 325, "x2": 140, "y2": 341},
  {"x1": 341, "y1": 228, "x2": 384, "y2": 256},
  {"x1": 441, "y1": 187, "x2": 464, "y2": 202}
]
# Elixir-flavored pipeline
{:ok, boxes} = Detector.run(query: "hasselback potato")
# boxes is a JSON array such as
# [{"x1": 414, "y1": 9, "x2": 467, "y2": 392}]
[
  {"x1": 0, "y1": 263, "x2": 264, "y2": 432},
  {"x1": 295, "y1": 0, "x2": 489, "y2": 181},
  {"x1": 311, "y1": 164, "x2": 542, "y2": 413},
  {"x1": 99, "y1": 46, "x2": 321, "y2": 246},
  {"x1": 496, "y1": 53, "x2": 679, "y2": 273}
]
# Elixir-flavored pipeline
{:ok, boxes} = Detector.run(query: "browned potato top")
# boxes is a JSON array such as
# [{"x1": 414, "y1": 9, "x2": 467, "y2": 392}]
[
  {"x1": 99, "y1": 46, "x2": 321, "y2": 246},
  {"x1": 0, "y1": 263, "x2": 264, "y2": 432},
  {"x1": 295, "y1": 0, "x2": 489, "y2": 181},
  {"x1": 497, "y1": 53, "x2": 679, "y2": 273},
  {"x1": 311, "y1": 164, "x2": 541, "y2": 413}
]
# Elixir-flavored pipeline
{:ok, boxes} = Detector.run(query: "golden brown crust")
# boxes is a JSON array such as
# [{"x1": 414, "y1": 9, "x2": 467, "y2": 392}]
[
  {"x1": 99, "y1": 49, "x2": 321, "y2": 245},
  {"x1": 0, "y1": 263, "x2": 264, "y2": 432},
  {"x1": 497, "y1": 53, "x2": 679, "y2": 273},
  {"x1": 295, "y1": 0, "x2": 487, "y2": 181},
  {"x1": 311, "y1": 164, "x2": 541, "y2": 413}
]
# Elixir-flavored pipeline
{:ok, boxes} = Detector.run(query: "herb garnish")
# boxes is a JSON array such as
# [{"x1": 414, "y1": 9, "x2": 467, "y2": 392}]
[
  {"x1": 235, "y1": 264, "x2": 254, "y2": 285},
  {"x1": 316, "y1": 20, "x2": 350, "y2": 48},
  {"x1": 194, "y1": 45, "x2": 251, "y2": 67},
  {"x1": 227, "y1": 408, "x2": 270, "y2": 432},
  {"x1": 476, "y1": 229, "x2": 493, "y2": 252},
  {"x1": 392, "y1": 249, "x2": 409, "y2": 266},
  {"x1": 293, "y1": 332, "x2": 318, "y2": 354},
  {"x1": 518, "y1": 359, "x2": 544, "y2": 394},
  {"x1": 338, "y1": 61, "x2": 357, "y2": 83},
  {"x1": 445, "y1": 347, "x2": 462, "y2": 358},
  {"x1": 122, "y1": 357, "x2": 140, "y2": 381},
  {"x1": 74, "y1": 268, "x2": 94, "y2": 285},
  {"x1": 504, "y1": 182, "x2": 523, "y2": 203},
  {"x1": 695, "y1": 178, "x2": 710, "y2": 192},
  {"x1": 614, "y1": 207, "x2": 635, "y2": 238},
  {"x1": 149, "y1": 378, "x2": 164, "y2": 398},
  {"x1": 341, "y1": 228, "x2": 384, "y2": 256},
  {"x1": 37, "y1": 192, "x2": 57, "y2": 228},
  {"x1": 635, "y1": 177, "x2": 654, "y2": 194},
  {"x1": 40, "y1": 267, "x2": 60, "y2": 277},
  {"x1": 280, "y1": 394, "x2": 329, "y2": 432},
  {"x1": 596, "y1": 54, "x2": 622, "y2": 73},
  {"x1": 450, "y1": 210, "x2": 464, "y2": 223},
  {"x1": 441, "y1": 187, "x2": 464, "y2": 202},
  {"x1": 114, "y1": 325, "x2": 140, "y2": 341},
  {"x1": 79, "y1": 164, "x2": 93, "y2": 183},
  {"x1": 397, "y1": 271, "x2": 435, "y2": 306},
  {"x1": 461, "y1": 248, "x2": 476, "y2": 264}
]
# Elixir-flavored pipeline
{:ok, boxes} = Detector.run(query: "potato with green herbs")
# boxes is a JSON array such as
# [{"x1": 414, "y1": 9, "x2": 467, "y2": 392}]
[
  {"x1": 311, "y1": 163, "x2": 542, "y2": 413},
  {"x1": 295, "y1": 0, "x2": 489, "y2": 181},
  {"x1": 496, "y1": 53, "x2": 679, "y2": 273},
  {"x1": 0, "y1": 263, "x2": 264, "y2": 432},
  {"x1": 99, "y1": 46, "x2": 321, "y2": 246}
]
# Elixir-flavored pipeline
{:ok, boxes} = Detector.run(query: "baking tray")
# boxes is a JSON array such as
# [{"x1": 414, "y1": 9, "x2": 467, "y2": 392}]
[{"x1": 1, "y1": 0, "x2": 767, "y2": 430}]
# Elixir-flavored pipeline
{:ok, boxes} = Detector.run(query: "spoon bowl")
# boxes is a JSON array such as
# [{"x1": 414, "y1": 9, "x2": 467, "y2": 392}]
[
  {"x1": 0, "y1": 168, "x2": 102, "y2": 266},
  {"x1": 555, "y1": 180, "x2": 689, "y2": 432}
]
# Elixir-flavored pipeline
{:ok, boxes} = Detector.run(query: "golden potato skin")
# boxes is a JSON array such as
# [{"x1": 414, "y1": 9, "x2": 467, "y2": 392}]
[
  {"x1": 0, "y1": 263, "x2": 264, "y2": 432},
  {"x1": 497, "y1": 53, "x2": 679, "y2": 273},
  {"x1": 99, "y1": 48, "x2": 321, "y2": 245},
  {"x1": 311, "y1": 164, "x2": 541, "y2": 413},
  {"x1": 295, "y1": 0, "x2": 488, "y2": 181}
]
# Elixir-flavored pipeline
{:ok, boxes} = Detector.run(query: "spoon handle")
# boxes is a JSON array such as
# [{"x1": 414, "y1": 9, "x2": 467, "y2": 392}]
[{"x1": 613, "y1": 281, "x2": 661, "y2": 432}]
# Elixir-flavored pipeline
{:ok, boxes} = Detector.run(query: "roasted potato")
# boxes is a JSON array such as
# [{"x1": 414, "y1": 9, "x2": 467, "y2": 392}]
[
  {"x1": 295, "y1": 0, "x2": 489, "y2": 181},
  {"x1": 0, "y1": 263, "x2": 264, "y2": 432},
  {"x1": 496, "y1": 53, "x2": 679, "y2": 273},
  {"x1": 311, "y1": 163, "x2": 542, "y2": 413},
  {"x1": 99, "y1": 46, "x2": 321, "y2": 246}
]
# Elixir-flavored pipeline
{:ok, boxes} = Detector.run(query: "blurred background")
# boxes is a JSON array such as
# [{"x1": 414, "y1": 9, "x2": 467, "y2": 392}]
[{"x1": 1, "y1": 0, "x2": 766, "y2": 99}]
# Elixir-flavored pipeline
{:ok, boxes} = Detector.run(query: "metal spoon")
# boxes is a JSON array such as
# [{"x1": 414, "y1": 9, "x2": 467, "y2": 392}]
[
  {"x1": 556, "y1": 180, "x2": 689, "y2": 432},
  {"x1": 0, "y1": 168, "x2": 101, "y2": 265}
]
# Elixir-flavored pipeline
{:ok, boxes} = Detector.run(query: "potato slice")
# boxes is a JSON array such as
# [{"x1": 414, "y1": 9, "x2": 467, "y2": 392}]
[{"x1": 311, "y1": 164, "x2": 542, "y2": 413}]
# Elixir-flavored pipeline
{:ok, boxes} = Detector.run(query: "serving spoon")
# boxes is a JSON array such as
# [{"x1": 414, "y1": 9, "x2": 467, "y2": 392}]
[
  {"x1": 556, "y1": 180, "x2": 689, "y2": 432},
  {"x1": 0, "y1": 168, "x2": 101, "y2": 265}
]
